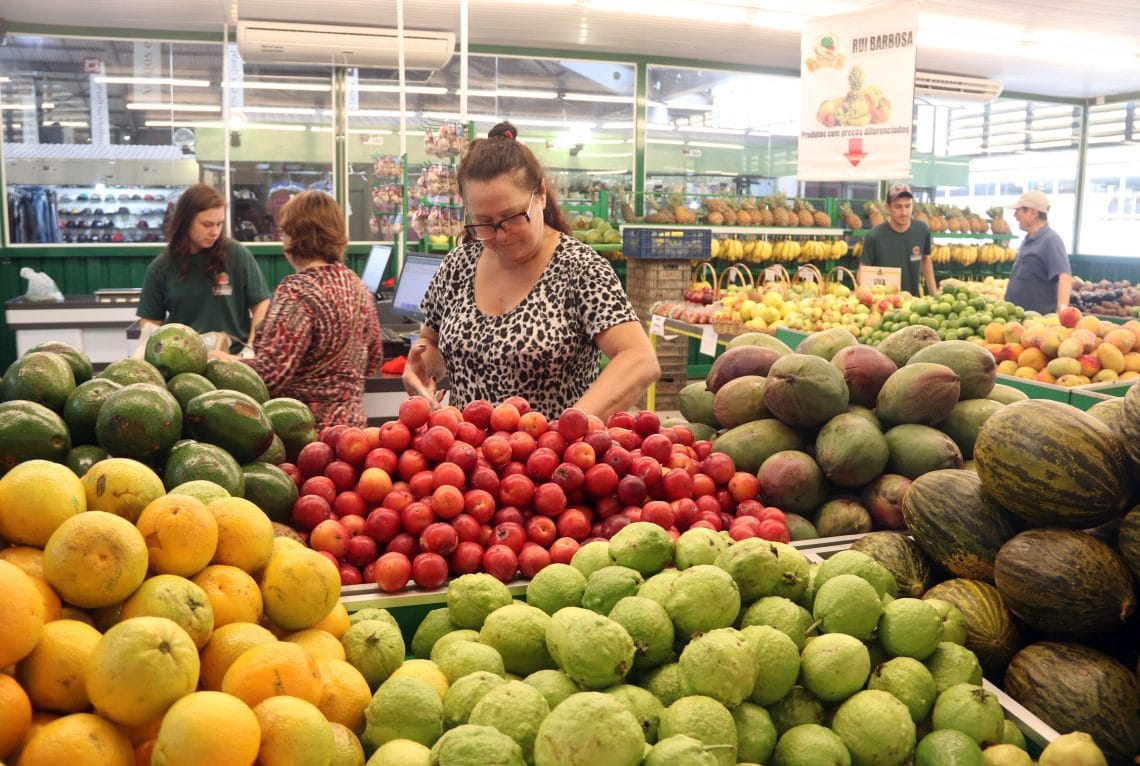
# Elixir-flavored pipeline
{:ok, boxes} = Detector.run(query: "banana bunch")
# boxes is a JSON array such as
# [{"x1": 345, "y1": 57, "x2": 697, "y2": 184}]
[
  {"x1": 977, "y1": 243, "x2": 1010, "y2": 265},
  {"x1": 931, "y1": 244, "x2": 953, "y2": 265},
  {"x1": 711, "y1": 238, "x2": 745, "y2": 261},
  {"x1": 748, "y1": 240, "x2": 775, "y2": 263},
  {"x1": 773, "y1": 240, "x2": 802, "y2": 261},
  {"x1": 952, "y1": 245, "x2": 980, "y2": 266}
]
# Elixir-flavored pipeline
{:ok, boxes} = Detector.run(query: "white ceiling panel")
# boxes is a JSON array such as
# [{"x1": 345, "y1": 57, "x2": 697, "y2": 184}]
[{"x1": 5, "y1": 0, "x2": 1140, "y2": 99}]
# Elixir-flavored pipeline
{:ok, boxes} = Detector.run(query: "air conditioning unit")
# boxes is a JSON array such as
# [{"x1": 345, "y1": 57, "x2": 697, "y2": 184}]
[
  {"x1": 236, "y1": 21, "x2": 455, "y2": 70},
  {"x1": 914, "y1": 71, "x2": 1003, "y2": 104}
]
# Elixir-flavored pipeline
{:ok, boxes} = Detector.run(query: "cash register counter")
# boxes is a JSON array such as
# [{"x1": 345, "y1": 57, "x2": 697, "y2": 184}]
[{"x1": 6, "y1": 294, "x2": 140, "y2": 363}]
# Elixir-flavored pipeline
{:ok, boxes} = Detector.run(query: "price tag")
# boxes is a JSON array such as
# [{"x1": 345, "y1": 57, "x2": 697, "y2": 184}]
[
  {"x1": 858, "y1": 266, "x2": 902, "y2": 291},
  {"x1": 700, "y1": 324, "x2": 718, "y2": 356},
  {"x1": 763, "y1": 266, "x2": 780, "y2": 283},
  {"x1": 796, "y1": 267, "x2": 816, "y2": 283},
  {"x1": 649, "y1": 314, "x2": 667, "y2": 337}
]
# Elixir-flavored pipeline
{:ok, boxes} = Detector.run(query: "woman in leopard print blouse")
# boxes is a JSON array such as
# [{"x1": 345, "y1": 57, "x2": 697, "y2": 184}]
[{"x1": 403, "y1": 122, "x2": 659, "y2": 419}]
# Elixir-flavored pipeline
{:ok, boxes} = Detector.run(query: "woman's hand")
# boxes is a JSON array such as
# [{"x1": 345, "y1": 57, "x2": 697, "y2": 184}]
[{"x1": 402, "y1": 339, "x2": 445, "y2": 409}]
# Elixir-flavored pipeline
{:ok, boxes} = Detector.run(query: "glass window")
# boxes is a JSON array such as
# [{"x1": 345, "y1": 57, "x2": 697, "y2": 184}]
[
  {"x1": 1079, "y1": 138, "x2": 1140, "y2": 255},
  {"x1": 346, "y1": 55, "x2": 636, "y2": 246},
  {"x1": 2, "y1": 35, "x2": 220, "y2": 244}
]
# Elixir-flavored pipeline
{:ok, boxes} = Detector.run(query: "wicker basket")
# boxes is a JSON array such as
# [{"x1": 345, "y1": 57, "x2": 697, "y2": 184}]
[
  {"x1": 691, "y1": 261, "x2": 718, "y2": 290},
  {"x1": 826, "y1": 265, "x2": 859, "y2": 295},
  {"x1": 793, "y1": 263, "x2": 825, "y2": 292},
  {"x1": 755, "y1": 264, "x2": 791, "y2": 298}
]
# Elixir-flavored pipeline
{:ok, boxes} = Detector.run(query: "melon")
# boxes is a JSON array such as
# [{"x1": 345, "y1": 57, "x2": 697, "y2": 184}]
[
  {"x1": 974, "y1": 400, "x2": 1133, "y2": 529},
  {"x1": 850, "y1": 531, "x2": 932, "y2": 599},
  {"x1": 923, "y1": 578, "x2": 1021, "y2": 677}
]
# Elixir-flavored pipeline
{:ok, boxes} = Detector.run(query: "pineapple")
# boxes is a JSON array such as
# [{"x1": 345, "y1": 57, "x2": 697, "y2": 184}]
[
  {"x1": 769, "y1": 193, "x2": 790, "y2": 227},
  {"x1": 812, "y1": 205, "x2": 832, "y2": 228},
  {"x1": 986, "y1": 206, "x2": 1009, "y2": 234},
  {"x1": 619, "y1": 190, "x2": 637, "y2": 223},
  {"x1": 838, "y1": 202, "x2": 862, "y2": 230},
  {"x1": 793, "y1": 198, "x2": 815, "y2": 227},
  {"x1": 913, "y1": 204, "x2": 929, "y2": 225},
  {"x1": 864, "y1": 200, "x2": 884, "y2": 229},
  {"x1": 842, "y1": 67, "x2": 871, "y2": 127},
  {"x1": 721, "y1": 203, "x2": 738, "y2": 226},
  {"x1": 670, "y1": 194, "x2": 697, "y2": 225},
  {"x1": 758, "y1": 201, "x2": 775, "y2": 227}
]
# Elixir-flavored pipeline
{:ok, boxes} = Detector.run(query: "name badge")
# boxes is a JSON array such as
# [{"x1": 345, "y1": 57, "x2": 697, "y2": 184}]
[{"x1": 213, "y1": 272, "x2": 234, "y2": 297}]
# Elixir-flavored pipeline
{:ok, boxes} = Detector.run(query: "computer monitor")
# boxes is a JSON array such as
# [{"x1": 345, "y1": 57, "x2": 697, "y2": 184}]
[
  {"x1": 391, "y1": 253, "x2": 444, "y2": 323},
  {"x1": 359, "y1": 244, "x2": 393, "y2": 296}
]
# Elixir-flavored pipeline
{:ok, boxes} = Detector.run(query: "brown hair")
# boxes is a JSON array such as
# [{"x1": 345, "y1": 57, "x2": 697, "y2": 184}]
[
  {"x1": 278, "y1": 190, "x2": 348, "y2": 265},
  {"x1": 165, "y1": 183, "x2": 228, "y2": 281},
  {"x1": 458, "y1": 121, "x2": 572, "y2": 236}
]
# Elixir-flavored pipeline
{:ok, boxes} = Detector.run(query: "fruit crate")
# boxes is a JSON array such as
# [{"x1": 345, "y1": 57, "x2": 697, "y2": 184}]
[
  {"x1": 1068, "y1": 389, "x2": 1116, "y2": 411},
  {"x1": 994, "y1": 373, "x2": 1071, "y2": 404},
  {"x1": 621, "y1": 225, "x2": 712, "y2": 260}
]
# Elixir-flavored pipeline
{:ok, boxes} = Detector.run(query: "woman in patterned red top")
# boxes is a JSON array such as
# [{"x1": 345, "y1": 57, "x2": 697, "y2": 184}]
[{"x1": 225, "y1": 190, "x2": 383, "y2": 428}]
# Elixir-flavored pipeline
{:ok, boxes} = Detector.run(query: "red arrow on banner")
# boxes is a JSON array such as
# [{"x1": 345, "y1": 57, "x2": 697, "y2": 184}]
[{"x1": 844, "y1": 138, "x2": 868, "y2": 166}]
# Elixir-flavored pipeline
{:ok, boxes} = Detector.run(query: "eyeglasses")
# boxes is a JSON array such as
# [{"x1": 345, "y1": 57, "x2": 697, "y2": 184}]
[{"x1": 463, "y1": 192, "x2": 534, "y2": 241}]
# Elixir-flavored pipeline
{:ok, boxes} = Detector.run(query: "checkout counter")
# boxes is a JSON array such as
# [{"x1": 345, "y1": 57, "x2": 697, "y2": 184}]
[{"x1": 5, "y1": 290, "x2": 417, "y2": 423}]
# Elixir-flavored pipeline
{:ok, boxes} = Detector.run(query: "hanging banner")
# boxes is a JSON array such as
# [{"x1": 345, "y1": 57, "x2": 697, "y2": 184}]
[
  {"x1": 88, "y1": 61, "x2": 110, "y2": 146},
  {"x1": 133, "y1": 41, "x2": 161, "y2": 103},
  {"x1": 346, "y1": 68, "x2": 360, "y2": 112},
  {"x1": 227, "y1": 44, "x2": 244, "y2": 112},
  {"x1": 797, "y1": 0, "x2": 918, "y2": 181}
]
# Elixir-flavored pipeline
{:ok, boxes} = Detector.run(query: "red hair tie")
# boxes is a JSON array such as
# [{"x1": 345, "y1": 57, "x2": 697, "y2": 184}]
[{"x1": 503, "y1": 129, "x2": 515, "y2": 139}]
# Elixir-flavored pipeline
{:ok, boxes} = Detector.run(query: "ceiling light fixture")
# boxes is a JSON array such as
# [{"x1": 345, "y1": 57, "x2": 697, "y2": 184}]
[
  {"x1": 239, "y1": 106, "x2": 322, "y2": 115},
  {"x1": 562, "y1": 93, "x2": 634, "y2": 103},
  {"x1": 465, "y1": 88, "x2": 559, "y2": 100},
  {"x1": 42, "y1": 120, "x2": 88, "y2": 127},
  {"x1": 224, "y1": 80, "x2": 332, "y2": 92},
  {"x1": 127, "y1": 102, "x2": 221, "y2": 112},
  {"x1": 686, "y1": 141, "x2": 745, "y2": 149},
  {"x1": 356, "y1": 84, "x2": 449, "y2": 94},
  {"x1": 95, "y1": 76, "x2": 210, "y2": 87}
]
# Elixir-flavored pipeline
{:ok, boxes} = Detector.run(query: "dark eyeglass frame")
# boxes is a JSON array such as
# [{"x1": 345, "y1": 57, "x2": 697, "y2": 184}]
[{"x1": 463, "y1": 191, "x2": 535, "y2": 241}]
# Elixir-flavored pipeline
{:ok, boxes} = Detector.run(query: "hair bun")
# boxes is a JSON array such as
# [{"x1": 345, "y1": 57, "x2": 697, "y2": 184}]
[{"x1": 488, "y1": 121, "x2": 519, "y2": 141}]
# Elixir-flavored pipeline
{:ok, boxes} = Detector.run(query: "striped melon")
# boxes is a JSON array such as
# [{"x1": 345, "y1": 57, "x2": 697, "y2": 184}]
[
  {"x1": 1118, "y1": 382, "x2": 1140, "y2": 467},
  {"x1": 973, "y1": 400, "x2": 1133, "y2": 529},
  {"x1": 923, "y1": 578, "x2": 1021, "y2": 678},
  {"x1": 994, "y1": 528, "x2": 1136, "y2": 638},
  {"x1": 1004, "y1": 642, "x2": 1140, "y2": 765},
  {"x1": 1120, "y1": 506, "x2": 1140, "y2": 580},
  {"x1": 902, "y1": 469, "x2": 1021, "y2": 583},
  {"x1": 850, "y1": 531, "x2": 932, "y2": 599}
]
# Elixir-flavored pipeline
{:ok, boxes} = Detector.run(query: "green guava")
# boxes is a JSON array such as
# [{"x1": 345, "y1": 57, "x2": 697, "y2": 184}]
[
  {"x1": 479, "y1": 602, "x2": 554, "y2": 676},
  {"x1": 765, "y1": 686, "x2": 825, "y2": 736},
  {"x1": 608, "y1": 521, "x2": 674, "y2": 576},
  {"x1": 657, "y1": 695, "x2": 738, "y2": 766},
  {"x1": 525, "y1": 563, "x2": 587, "y2": 616},
  {"x1": 341, "y1": 618, "x2": 405, "y2": 688},
  {"x1": 877, "y1": 598, "x2": 943, "y2": 660},
  {"x1": 663, "y1": 564, "x2": 741, "y2": 640},
  {"x1": 581, "y1": 565, "x2": 644, "y2": 616},
  {"x1": 640, "y1": 662, "x2": 686, "y2": 708},
  {"x1": 923, "y1": 642, "x2": 984, "y2": 694},
  {"x1": 522, "y1": 669, "x2": 581, "y2": 712},
  {"x1": 569, "y1": 540, "x2": 613, "y2": 579},
  {"x1": 643, "y1": 734, "x2": 719, "y2": 766},
  {"x1": 811, "y1": 573, "x2": 883, "y2": 641},
  {"x1": 411, "y1": 607, "x2": 456, "y2": 660},
  {"x1": 674, "y1": 527, "x2": 729, "y2": 570},
  {"x1": 605, "y1": 683, "x2": 665, "y2": 744},
  {"x1": 931, "y1": 683, "x2": 1005, "y2": 747},
  {"x1": 867, "y1": 656, "x2": 937, "y2": 723},
  {"x1": 739, "y1": 625, "x2": 800, "y2": 706},
  {"x1": 799, "y1": 632, "x2": 871, "y2": 704},
  {"x1": 432, "y1": 638, "x2": 506, "y2": 684},
  {"x1": 740, "y1": 596, "x2": 816, "y2": 651},
  {"x1": 469, "y1": 680, "x2": 551, "y2": 764},
  {"x1": 442, "y1": 670, "x2": 508, "y2": 729},
  {"x1": 733, "y1": 701, "x2": 778, "y2": 765},
  {"x1": 429, "y1": 724, "x2": 525, "y2": 766},
  {"x1": 546, "y1": 607, "x2": 635, "y2": 690},
  {"x1": 772, "y1": 723, "x2": 851, "y2": 766},
  {"x1": 678, "y1": 628, "x2": 759, "y2": 708},
  {"x1": 831, "y1": 689, "x2": 916, "y2": 766},
  {"x1": 814, "y1": 550, "x2": 898, "y2": 599},
  {"x1": 362, "y1": 675, "x2": 443, "y2": 750},
  {"x1": 532, "y1": 692, "x2": 645, "y2": 766},
  {"x1": 913, "y1": 729, "x2": 984, "y2": 766},
  {"x1": 446, "y1": 573, "x2": 514, "y2": 630},
  {"x1": 638, "y1": 569, "x2": 681, "y2": 605},
  {"x1": 606, "y1": 596, "x2": 675, "y2": 671}
]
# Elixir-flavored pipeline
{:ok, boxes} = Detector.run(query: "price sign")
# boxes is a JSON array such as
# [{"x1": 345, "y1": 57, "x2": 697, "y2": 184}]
[
  {"x1": 859, "y1": 266, "x2": 902, "y2": 291},
  {"x1": 700, "y1": 324, "x2": 718, "y2": 356},
  {"x1": 649, "y1": 314, "x2": 667, "y2": 337},
  {"x1": 796, "y1": 267, "x2": 816, "y2": 283},
  {"x1": 763, "y1": 267, "x2": 781, "y2": 283}
]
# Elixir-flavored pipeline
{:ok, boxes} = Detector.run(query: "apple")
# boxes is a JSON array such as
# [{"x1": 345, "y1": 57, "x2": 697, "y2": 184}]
[
  {"x1": 518, "y1": 543, "x2": 552, "y2": 579},
  {"x1": 345, "y1": 534, "x2": 379, "y2": 569},
  {"x1": 374, "y1": 552, "x2": 412, "y2": 593},
  {"x1": 398, "y1": 396, "x2": 432, "y2": 430},
  {"x1": 549, "y1": 537, "x2": 580, "y2": 564},
  {"x1": 449, "y1": 541, "x2": 485, "y2": 575},
  {"x1": 482, "y1": 544, "x2": 519, "y2": 583}
]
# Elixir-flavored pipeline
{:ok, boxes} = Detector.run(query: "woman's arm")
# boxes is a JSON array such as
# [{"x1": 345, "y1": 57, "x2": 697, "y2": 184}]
[
  {"x1": 402, "y1": 326, "x2": 447, "y2": 406},
  {"x1": 574, "y1": 321, "x2": 661, "y2": 420},
  {"x1": 247, "y1": 299, "x2": 270, "y2": 348}
]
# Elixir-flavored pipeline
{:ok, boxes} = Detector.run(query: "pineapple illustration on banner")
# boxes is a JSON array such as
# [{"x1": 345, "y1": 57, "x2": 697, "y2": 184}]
[{"x1": 797, "y1": 0, "x2": 919, "y2": 182}]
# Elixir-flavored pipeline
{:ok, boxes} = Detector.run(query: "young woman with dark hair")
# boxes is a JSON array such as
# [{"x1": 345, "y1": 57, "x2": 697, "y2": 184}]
[
  {"x1": 137, "y1": 183, "x2": 270, "y2": 352},
  {"x1": 403, "y1": 122, "x2": 659, "y2": 419}
]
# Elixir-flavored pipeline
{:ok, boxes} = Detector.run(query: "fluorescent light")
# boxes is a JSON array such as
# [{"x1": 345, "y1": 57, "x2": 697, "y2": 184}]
[
  {"x1": 602, "y1": 121, "x2": 635, "y2": 130},
  {"x1": 578, "y1": 152, "x2": 632, "y2": 158},
  {"x1": 127, "y1": 102, "x2": 221, "y2": 112},
  {"x1": 145, "y1": 120, "x2": 224, "y2": 128},
  {"x1": 347, "y1": 109, "x2": 404, "y2": 118},
  {"x1": 586, "y1": 169, "x2": 632, "y2": 175},
  {"x1": 95, "y1": 75, "x2": 210, "y2": 87},
  {"x1": 43, "y1": 120, "x2": 88, "y2": 127},
  {"x1": 589, "y1": 139, "x2": 631, "y2": 145},
  {"x1": 244, "y1": 122, "x2": 308, "y2": 132},
  {"x1": 355, "y1": 84, "x2": 448, "y2": 94},
  {"x1": 677, "y1": 126, "x2": 745, "y2": 135},
  {"x1": 687, "y1": 141, "x2": 744, "y2": 150},
  {"x1": 510, "y1": 117, "x2": 591, "y2": 128},
  {"x1": 648, "y1": 138, "x2": 685, "y2": 145},
  {"x1": 41, "y1": 102, "x2": 55, "y2": 109},
  {"x1": 0, "y1": 104, "x2": 35, "y2": 111},
  {"x1": 240, "y1": 106, "x2": 321, "y2": 115},
  {"x1": 0, "y1": 76, "x2": 9, "y2": 83},
  {"x1": 224, "y1": 80, "x2": 332, "y2": 93},
  {"x1": 647, "y1": 124, "x2": 677, "y2": 132},
  {"x1": 466, "y1": 88, "x2": 558, "y2": 100},
  {"x1": 562, "y1": 93, "x2": 634, "y2": 104}
]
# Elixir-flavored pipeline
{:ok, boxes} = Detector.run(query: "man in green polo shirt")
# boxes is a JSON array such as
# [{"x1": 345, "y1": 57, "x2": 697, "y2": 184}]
[{"x1": 857, "y1": 183, "x2": 937, "y2": 297}]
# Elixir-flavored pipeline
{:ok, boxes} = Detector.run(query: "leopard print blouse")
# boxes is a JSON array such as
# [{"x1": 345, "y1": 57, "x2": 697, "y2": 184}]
[{"x1": 422, "y1": 233, "x2": 639, "y2": 418}]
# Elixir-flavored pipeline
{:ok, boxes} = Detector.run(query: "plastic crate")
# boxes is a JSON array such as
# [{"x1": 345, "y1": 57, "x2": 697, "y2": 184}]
[{"x1": 622, "y1": 226, "x2": 711, "y2": 260}]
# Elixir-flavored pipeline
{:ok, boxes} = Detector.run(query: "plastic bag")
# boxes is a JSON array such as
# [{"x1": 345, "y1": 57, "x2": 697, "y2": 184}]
[{"x1": 20, "y1": 267, "x2": 64, "y2": 303}]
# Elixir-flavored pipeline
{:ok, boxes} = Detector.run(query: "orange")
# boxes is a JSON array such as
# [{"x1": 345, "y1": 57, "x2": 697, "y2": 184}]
[
  {"x1": 135, "y1": 494, "x2": 219, "y2": 577},
  {"x1": 27, "y1": 573, "x2": 64, "y2": 623},
  {"x1": 315, "y1": 657, "x2": 371, "y2": 734},
  {"x1": 80, "y1": 458, "x2": 165, "y2": 524},
  {"x1": 221, "y1": 640, "x2": 323, "y2": 708},
  {"x1": 0, "y1": 459, "x2": 86, "y2": 546},
  {"x1": 86, "y1": 616, "x2": 201, "y2": 727},
  {"x1": 311, "y1": 599, "x2": 351, "y2": 639},
  {"x1": 117, "y1": 574, "x2": 215, "y2": 650},
  {"x1": 0, "y1": 673, "x2": 32, "y2": 760},
  {"x1": 286, "y1": 628, "x2": 347, "y2": 661},
  {"x1": 207, "y1": 497, "x2": 274, "y2": 574},
  {"x1": 0, "y1": 544, "x2": 46, "y2": 577},
  {"x1": 199, "y1": 622, "x2": 278, "y2": 692},
  {"x1": 42, "y1": 510, "x2": 149, "y2": 609},
  {"x1": 191, "y1": 564, "x2": 263, "y2": 628},
  {"x1": 16, "y1": 618, "x2": 103, "y2": 713},
  {"x1": 259, "y1": 546, "x2": 340, "y2": 631},
  {"x1": 252, "y1": 695, "x2": 335, "y2": 766},
  {"x1": 16, "y1": 712, "x2": 134, "y2": 766},
  {"x1": 60, "y1": 605, "x2": 98, "y2": 626},
  {"x1": 0, "y1": 558, "x2": 45, "y2": 667},
  {"x1": 329, "y1": 721, "x2": 367, "y2": 766},
  {"x1": 151, "y1": 691, "x2": 261, "y2": 766}
]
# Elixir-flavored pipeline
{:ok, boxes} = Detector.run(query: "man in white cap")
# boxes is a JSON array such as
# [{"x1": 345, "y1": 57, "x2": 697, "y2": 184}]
[
  {"x1": 857, "y1": 183, "x2": 936, "y2": 296},
  {"x1": 1003, "y1": 190, "x2": 1070, "y2": 315}
]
